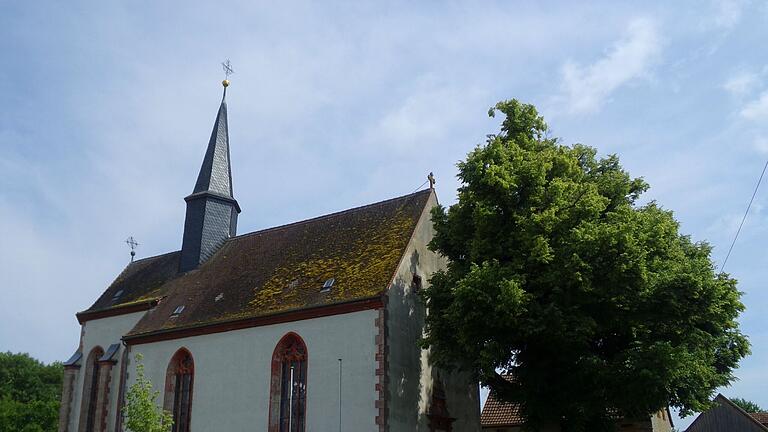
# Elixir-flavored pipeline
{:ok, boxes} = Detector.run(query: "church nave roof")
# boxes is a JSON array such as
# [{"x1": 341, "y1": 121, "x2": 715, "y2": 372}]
[{"x1": 79, "y1": 189, "x2": 432, "y2": 341}]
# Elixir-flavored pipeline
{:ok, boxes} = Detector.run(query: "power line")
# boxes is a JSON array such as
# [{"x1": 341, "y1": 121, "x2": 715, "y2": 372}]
[{"x1": 721, "y1": 158, "x2": 768, "y2": 273}]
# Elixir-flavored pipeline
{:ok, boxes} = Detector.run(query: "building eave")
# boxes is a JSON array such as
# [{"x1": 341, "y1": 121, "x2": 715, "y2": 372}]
[
  {"x1": 76, "y1": 298, "x2": 160, "y2": 324},
  {"x1": 122, "y1": 295, "x2": 384, "y2": 345}
]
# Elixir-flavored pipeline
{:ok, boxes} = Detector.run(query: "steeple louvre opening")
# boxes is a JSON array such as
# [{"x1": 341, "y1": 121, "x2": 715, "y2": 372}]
[{"x1": 179, "y1": 91, "x2": 241, "y2": 273}]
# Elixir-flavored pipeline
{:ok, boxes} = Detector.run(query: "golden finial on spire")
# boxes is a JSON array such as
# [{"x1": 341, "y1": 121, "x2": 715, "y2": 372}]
[{"x1": 221, "y1": 59, "x2": 234, "y2": 88}]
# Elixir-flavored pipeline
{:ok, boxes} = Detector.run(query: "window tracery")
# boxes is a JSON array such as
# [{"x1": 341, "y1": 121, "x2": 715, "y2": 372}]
[
  {"x1": 269, "y1": 333, "x2": 307, "y2": 432},
  {"x1": 164, "y1": 349, "x2": 194, "y2": 432}
]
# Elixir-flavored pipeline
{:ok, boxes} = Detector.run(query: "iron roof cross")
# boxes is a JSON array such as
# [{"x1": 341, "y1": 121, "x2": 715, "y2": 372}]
[
  {"x1": 125, "y1": 236, "x2": 139, "y2": 262},
  {"x1": 222, "y1": 59, "x2": 234, "y2": 79}
]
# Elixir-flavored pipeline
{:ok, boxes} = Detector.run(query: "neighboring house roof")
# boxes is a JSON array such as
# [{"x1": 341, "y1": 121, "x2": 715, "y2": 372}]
[
  {"x1": 752, "y1": 413, "x2": 768, "y2": 426},
  {"x1": 480, "y1": 390, "x2": 524, "y2": 427},
  {"x1": 480, "y1": 376, "x2": 673, "y2": 430},
  {"x1": 78, "y1": 189, "x2": 431, "y2": 340},
  {"x1": 480, "y1": 375, "x2": 524, "y2": 427},
  {"x1": 686, "y1": 394, "x2": 768, "y2": 432}
]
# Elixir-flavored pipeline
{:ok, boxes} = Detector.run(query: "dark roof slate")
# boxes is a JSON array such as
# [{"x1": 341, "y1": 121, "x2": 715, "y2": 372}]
[
  {"x1": 82, "y1": 190, "x2": 432, "y2": 338},
  {"x1": 192, "y1": 100, "x2": 233, "y2": 198}
]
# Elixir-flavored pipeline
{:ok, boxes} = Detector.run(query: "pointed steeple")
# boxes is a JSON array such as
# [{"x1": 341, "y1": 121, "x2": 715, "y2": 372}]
[
  {"x1": 192, "y1": 98, "x2": 233, "y2": 197},
  {"x1": 179, "y1": 81, "x2": 241, "y2": 272}
]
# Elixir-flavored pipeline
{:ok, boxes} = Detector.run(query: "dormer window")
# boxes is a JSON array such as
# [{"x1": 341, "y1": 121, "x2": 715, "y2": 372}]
[
  {"x1": 171, "y1": 305, "x2": 186, "y2": 317},
  {"x1": 320, "y1": 278, "x2": 335, "y2": 292}
]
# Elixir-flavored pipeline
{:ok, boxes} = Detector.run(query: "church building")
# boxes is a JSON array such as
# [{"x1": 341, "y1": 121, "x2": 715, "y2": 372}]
[{"x1": 57, "y1": 80, "x2": 481, "y2": 432}]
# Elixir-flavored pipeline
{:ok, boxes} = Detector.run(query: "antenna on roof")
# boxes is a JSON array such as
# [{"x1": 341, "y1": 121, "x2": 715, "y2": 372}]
[{"x1": 125, "y1": 236, "x2": 139, "y2": 263}]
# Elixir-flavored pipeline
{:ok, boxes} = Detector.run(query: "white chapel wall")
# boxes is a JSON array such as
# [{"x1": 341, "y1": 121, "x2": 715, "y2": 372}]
[
  {"x1": 386, "y1": 190, "x2": 482, "y2": 432},
  {"x1": 126, "y1": 309, "x2": 378, "y2": 432},
  {"x1": 69, "y1": 310, "x2": 146, "y2": 432}
]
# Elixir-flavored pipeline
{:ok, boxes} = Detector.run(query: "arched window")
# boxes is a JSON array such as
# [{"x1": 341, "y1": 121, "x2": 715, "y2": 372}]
[
  {"x1": 164, "y1": 349, "x2": 194, "y2": 432},
  {"x1": 427, "y1": 380, "x2": 455, "y2": 432},
  {"x1": 268, "y1": 333, "x2": 307, "y2": 432},
  {"x1": 79, "y1": 346, "x2": 104, "y2": 432}
]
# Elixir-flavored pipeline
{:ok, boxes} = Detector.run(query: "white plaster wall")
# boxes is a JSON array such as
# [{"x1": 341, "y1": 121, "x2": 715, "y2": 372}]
[
  {"x1": 69, "y1": 311, "x2": 146, "y2": 432},
  {"x1": 386, "y1": 190, "x2": 482, "y2": 432},
  {"x1": 127, "y1": 309, "x2": 378, "y2": 432}
]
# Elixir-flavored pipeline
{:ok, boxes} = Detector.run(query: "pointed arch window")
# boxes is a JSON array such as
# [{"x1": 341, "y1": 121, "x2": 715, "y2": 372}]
[
  {"x1": 268, "y1": 333, "x2": 307, "y2": 432},
  {"x1": 427, "y1": 380, "x2": 455, "y2": 432},
  {"x1": 79, "y1": 346, "x2": 104, "y2": 432},
  {"x1": 164, "y1": 349, "x2": 194, "y2": 432}
]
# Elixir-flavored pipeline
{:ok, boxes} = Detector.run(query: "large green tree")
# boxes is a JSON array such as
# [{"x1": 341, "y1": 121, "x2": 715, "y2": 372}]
[
  {"x1": 0, "y1": 352, "x2": 63, "y2": 432},
  {"x1": 421, "y1": 100, "x2": 750, "y2": 431}
]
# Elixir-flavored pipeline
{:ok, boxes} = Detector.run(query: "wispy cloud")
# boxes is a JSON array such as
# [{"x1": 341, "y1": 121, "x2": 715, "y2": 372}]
[
  {"x1": 741, "y1": 91, "x2": 768, "y2": 120},
  {"x1": 558, "y1": 17, "x2": 661, "y2": 114},
  {"x1": 724, "y1": 71, "x2": 760, "y2": 96},
  {"x1": 710, "y1": 0, "x2": 750, "y2": 29},
  {"x1": 754, "y1": 136, "x2": 768, "y2": 153},
  {"x1": 364, "y1": 84, "x2": 487, "y2": 155}
]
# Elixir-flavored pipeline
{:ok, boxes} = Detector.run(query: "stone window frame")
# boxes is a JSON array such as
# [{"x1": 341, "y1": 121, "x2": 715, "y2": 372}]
[
  {"x1": 268, "y1": 332, "x2": 308, "y2": 432},
  {"x1": 427, "y1": 379, "x2": 455, "y2": 432},
  {"x1": 78, "y1": 346, "x2": 104, "y2": 432},
  {"x1": 163, "y1": 348, "x2": 195, "y2": 432}
]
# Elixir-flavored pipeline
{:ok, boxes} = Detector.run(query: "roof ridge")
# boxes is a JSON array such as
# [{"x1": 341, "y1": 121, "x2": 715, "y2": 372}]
[
  {"x1": 713, "y1": 394, "x2": 768, "y2": 431},
  {"x1": 230, "y1": 188, "x2": 432, "y2": 241},
  {"x1": 128, "y1": 250, "x2": 180, "y2": 265}
]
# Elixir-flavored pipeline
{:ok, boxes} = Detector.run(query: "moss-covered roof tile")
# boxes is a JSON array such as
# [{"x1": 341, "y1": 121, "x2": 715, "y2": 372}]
[{"x1": 84, "y1": 190, "x2": 431, "y2": 337}]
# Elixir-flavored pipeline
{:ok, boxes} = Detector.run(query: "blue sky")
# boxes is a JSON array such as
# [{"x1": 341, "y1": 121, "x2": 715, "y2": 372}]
[{"x1": 1, "y1": 1, "x2": 767, "y2": 428}]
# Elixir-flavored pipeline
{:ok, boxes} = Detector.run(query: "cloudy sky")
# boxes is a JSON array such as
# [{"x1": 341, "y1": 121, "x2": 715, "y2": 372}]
[{"x1": 2, "y1": 0, "x2": 767, "y2": 427}]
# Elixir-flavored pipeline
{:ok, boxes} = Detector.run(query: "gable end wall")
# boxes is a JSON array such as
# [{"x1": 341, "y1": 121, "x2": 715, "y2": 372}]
[{"x1": 385, "y1": 190, "x2": 481, "y2": 432}]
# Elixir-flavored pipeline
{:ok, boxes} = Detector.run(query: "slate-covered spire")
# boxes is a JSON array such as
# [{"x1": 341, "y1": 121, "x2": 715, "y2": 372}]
[
  {"x1": 192, "y1": 93, "x2": 233, "y2": 196},
  {"x1": 179, "y1": 82, "x2": 241, "y2": 272}
]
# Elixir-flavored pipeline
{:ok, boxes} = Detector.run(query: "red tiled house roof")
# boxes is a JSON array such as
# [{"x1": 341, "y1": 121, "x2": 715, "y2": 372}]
[
  {"x1": 480, "y1": 392, "x2": 524, "y2": 427},
  {"x1": 752, "y1": 412, "x2": 768, "y2": 425},
  {"x1": 481, "y1": 375, "x2": 524, "y2": 427}
]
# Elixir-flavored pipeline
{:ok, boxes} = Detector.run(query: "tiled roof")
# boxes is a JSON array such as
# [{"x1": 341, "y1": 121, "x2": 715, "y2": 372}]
[
  {"x1": 479, "y1": 375, "x2": 666, "y2": 428},
  {"x1": 80, "y1": 190, "x2": 432, "y2": 338},
  {"x1": 480, "y1": 375, "x2": 524, "y2": 427},
  {"x1": 752, "y1": 413, "x2": 768, "y2": 425},
  {"x1": 480, "y1": 394, "x2": 524, "y2": 427},
  {"x1": 83, "y1": 251, "x2": 181, "y2": 315}
]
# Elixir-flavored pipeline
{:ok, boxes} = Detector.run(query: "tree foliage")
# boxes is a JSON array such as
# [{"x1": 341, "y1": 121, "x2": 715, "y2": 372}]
[
  {"x1": 421, "y1": 100, "x2": 750, "y2": 431},
  {"x1": 0, "y1": 352, "x2": 62, "y2": 432},
  {"x1": 730, "y1": 397, "x2": 763, "y2": 413},
  {"x1": 122, "y1": 354, "x2": 173, "y2": 432}
]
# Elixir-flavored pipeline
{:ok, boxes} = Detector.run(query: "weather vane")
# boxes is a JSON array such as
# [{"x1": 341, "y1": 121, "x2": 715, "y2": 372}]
[
  {"x1": 125, "y1": 236, "x2": 139, "y2": 262},
  {"x1": 221, "y1": 59, "x2": 234, "y2": 88}
]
